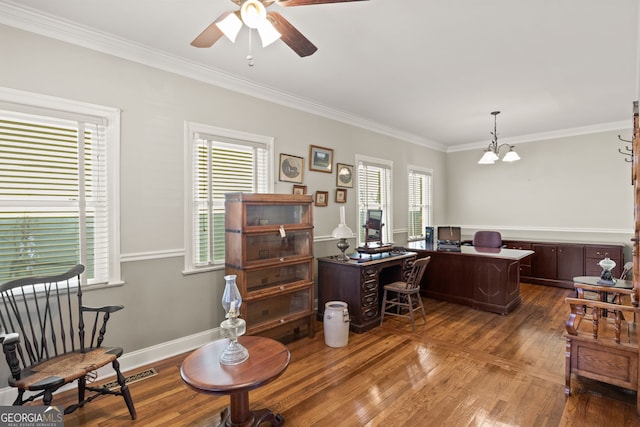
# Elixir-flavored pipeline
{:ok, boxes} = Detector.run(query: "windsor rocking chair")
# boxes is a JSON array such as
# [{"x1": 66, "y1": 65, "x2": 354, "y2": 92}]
[{"x1": 0, "y1": 265, "x2": 136, "y2": 419}]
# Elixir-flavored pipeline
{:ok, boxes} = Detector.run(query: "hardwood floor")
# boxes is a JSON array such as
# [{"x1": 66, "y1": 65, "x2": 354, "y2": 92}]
[{"x1": 49, "y1": 283, "x2": 640, "y2": 426}]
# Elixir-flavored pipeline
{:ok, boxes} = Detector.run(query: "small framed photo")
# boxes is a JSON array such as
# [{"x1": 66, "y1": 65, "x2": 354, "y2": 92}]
[
  {"x1": 335, "y1": 188, "x2": 347, "y2": 203},
  {"x1": 309, "y1": 145, "x2": 333, "y2": 173},
  {"x1": 315, "y1": 191, "x2": 328, "y2": 207},
  {"x1": 292, "y1": 184, "x2": 307, "y2": 195},
  {"x1": 336, "y1": 163, "x2": 354, "y2": 188},
  {"x1": 279, "y1": 153, "x2": 304, "y2": 184}
]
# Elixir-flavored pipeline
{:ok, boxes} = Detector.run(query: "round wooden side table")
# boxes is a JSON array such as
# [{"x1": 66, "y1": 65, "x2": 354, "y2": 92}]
[{"x1": 180, "y1": 335, "x2": 290, "y2": 427}]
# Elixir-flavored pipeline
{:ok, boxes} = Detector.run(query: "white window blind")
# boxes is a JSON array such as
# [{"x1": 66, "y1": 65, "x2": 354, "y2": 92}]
[
  {"x1": 189, "y1": 130, "x2": 271, "y2": 270},
  {"x1": 356, "y1": 157, "x2": 392, "y2": 246},
  {"x1": 408, "y1": 167, "x2": 433, "y2": 241},
  {"x1": 0, "y1": 110, "x2": 110, "y2": 284}
]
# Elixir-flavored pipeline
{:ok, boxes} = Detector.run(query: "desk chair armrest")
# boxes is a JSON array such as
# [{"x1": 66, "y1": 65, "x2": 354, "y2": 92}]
[
  {"x1": 0, "y1": 332, "x2": 22, "y2": 381},
  {"x1": 0, "y1": 331, "x2": 20, "y2": 346},
  {"x1": 81, "y1": 305, "x2": 124, "y2": 348},
  {"x1": 81, "y1": 304, "x2": 124, "y2": 314},
  {"x1": 565, "y1": 297, "x2": 640, "y2": 342}
]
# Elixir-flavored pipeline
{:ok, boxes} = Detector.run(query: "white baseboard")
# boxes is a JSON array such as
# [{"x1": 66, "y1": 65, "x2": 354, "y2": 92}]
[{"x1": 0, "y1": 327, "x2": 224, "y2": 406}]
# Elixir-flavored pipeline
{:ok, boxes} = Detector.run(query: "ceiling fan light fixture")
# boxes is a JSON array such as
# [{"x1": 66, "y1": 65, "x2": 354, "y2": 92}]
[
  {"x1": 241, "y1": 0, "x2": 267, "y2": 29},
  {"x1": 215, "y1": 11, "x2": 243, "y2": 42},
  {"x1": 257, "y1": 20, "x2": 282, "y2": 47}
]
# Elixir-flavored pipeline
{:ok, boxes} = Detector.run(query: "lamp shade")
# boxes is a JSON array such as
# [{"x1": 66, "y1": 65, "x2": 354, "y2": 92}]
[
  {"x1": 215, "y1": 11, "x2": 243, "y2": 43},
  {"x1": 257, "y1": 20, "x2": 281, "y2": 47},
  {"x1": 332, "y1": 223, "x2": 354, "y2": 239},
  {"x1": 502, "y1": 149, "x2": 520, "y2": 162},
  {"x1": 478, "y1": 150, "x2": 498, "y2": 164},
  {"x1": 241, "y1": 0, "x2": 267, "y2": 29}
]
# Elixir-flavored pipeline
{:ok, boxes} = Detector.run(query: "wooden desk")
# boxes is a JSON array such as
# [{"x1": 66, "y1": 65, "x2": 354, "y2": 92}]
[
  {"x1": 405, "y1": 241, "x2": 534, "y2": 314},
  {"x1": 180, "y1": 336, "x2": 290, "y2": 427},
  {"x1": 317, "y1": 252, "x2": 416, "y2": 333}
]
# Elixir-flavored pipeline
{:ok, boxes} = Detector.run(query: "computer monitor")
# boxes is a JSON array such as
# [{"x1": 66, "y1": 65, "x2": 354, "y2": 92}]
[{"x1": 437, "y1": 226, "x2": 461, "y2": 243}]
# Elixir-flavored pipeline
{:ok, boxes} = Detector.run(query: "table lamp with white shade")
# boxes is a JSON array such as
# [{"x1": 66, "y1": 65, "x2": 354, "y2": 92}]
[{"x1": 332, "y1": 206, "x2": 354, "y2": 261}]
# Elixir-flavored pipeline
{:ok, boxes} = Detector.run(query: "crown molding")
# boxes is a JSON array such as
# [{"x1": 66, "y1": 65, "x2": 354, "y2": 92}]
[
  {"x1": 447, "y1": 120, "x2": 632, "y2": 153},
  {"x1": 0, "y1": 1, "x2": 447, "y2": 152}
]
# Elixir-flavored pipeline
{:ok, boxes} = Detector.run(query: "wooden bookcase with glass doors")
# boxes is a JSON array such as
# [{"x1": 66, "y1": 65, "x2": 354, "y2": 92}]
[{"x1": 224, "y1": 193, "x2": 315, "y2": 339}]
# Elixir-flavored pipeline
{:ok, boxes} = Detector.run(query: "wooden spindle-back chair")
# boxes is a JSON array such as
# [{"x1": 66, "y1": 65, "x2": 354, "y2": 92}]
[
  {"x1": 380, "y1": 256, "x2": 431, "y2": 331},
  {"x1": 0, "y1": 264, "x2": 136, "y2": 419}
]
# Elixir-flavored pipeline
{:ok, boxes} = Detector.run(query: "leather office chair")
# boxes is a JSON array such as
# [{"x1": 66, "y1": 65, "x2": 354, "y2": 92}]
[
  {"x1": 380, "y1": 256, "x2": 430, "y2": 331},
  {"x1": 473, "y1": 231, "x2": 503, "y2": 248}
]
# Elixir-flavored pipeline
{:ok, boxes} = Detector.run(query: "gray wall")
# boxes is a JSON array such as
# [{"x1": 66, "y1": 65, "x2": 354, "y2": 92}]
[
  {"x1": 0, "y1": 24, "x2": 446, "y2": 361},
  {"x1": 445, "y1": 130, "x2": 634, "y2": 252}
]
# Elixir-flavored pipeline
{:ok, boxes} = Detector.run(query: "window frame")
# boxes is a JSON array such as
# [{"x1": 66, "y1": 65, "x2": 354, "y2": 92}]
[
  {"x1": 0, "y1": 87, "x2": 121, "y2": 286},
  {"x1": 183, "y1": 122, "x2": 274, "y2": 274},
  {"x1": 355, "y1": 154, "x2": 393, "y2": 247},
  {"x1": 407, "y1": 165, "x2": 433, "y2": 242}
]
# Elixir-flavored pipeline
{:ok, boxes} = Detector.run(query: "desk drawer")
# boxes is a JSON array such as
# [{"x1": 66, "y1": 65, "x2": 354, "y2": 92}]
[
  {"x1": 361, "y1": 292, "x2": 378, "y2": 308},
  {"x1": 362, "y1": 306, "x2": 379, "y2": 321},
  {"x1": 361, "y1": 280, "x2": 377, "y2": 294},
  {"x1": 361, "y1": 266, "x2": 378, "y2": 280}
]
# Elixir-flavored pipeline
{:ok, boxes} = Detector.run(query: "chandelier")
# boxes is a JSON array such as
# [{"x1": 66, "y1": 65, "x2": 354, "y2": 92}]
[{"x1": 478, "y1": 111, "x2": 521, "y2": 164}]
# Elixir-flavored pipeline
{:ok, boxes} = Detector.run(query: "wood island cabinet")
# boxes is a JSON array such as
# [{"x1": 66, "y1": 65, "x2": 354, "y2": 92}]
[
  {"x1": 503, "y1": 240, "x2": 624, "y2": 289},
  {"x1": 225, "y1": 193, "x2": 314, "y2": 339}
]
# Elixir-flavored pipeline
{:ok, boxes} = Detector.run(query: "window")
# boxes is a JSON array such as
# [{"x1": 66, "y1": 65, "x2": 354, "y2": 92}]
[
  {"x1": 407, "y1": 166, "x2": 433, "y2": 241},
  {"x1": 185, "y1": 123, "x2": 273, "y2": 272},
  {"x1": 0, "y1": 89, "x2": 120, "y2": 285},
  {"x1": 356, "y1": 155, "x2": 393, "y2": 246}
]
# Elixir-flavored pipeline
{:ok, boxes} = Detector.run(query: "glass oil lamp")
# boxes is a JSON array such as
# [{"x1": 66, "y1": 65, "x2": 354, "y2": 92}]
[
  {"x1": 597, "y1": 257, "x2": 616, "y2": 285},
  {"x1": 219, "y1": 275, "x2": 249, "y2": 365}
]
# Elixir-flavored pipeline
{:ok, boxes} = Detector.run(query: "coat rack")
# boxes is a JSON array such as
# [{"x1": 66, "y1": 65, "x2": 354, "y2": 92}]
[{"x1": 618, "y1": 134, "x2": 633, "y2": 162}]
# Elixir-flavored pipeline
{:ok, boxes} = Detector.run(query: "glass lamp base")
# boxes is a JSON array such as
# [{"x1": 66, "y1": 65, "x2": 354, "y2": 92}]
[
  {"x1": 336, "y1": 238, "x2": 350, "y2": 261},
  {"x1": 220, "y1": 340, "x2": 249, "y2": 365}
]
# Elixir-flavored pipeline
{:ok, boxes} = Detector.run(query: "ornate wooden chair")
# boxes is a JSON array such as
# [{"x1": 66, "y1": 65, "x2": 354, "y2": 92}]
[
  {"x1": 0, "y1": 265, "x2": 136, "y2": 419},
  {"x1": 564, "y1": 297, "x2": 640, "y2": 414},
  {"x1": 380, "y1": 256, "x2": 430, "y2": 331}
]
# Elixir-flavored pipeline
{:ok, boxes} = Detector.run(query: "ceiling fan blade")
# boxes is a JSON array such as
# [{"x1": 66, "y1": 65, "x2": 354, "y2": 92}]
[
  {"x1": 276, "y1": 0, "x2": 369, "y2": 6},
  {"x1": 267, "y1": 11, "x2": 318, "y2": 57},
  {"x1": 191, "y1": 11, "x2": 236, "y2": 48}
]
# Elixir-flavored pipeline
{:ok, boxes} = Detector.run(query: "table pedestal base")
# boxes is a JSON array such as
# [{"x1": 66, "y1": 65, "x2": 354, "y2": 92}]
[{"x1": 219, "y1": 392, "x2": 284, "y2": 427}]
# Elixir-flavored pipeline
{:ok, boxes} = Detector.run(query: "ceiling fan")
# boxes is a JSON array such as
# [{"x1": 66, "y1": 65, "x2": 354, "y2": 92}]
[{"x1": 191, "y1": 0, "x2": 369, "y2": 58}]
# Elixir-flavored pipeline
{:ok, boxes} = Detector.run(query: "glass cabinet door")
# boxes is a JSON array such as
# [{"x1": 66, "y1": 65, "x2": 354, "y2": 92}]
[
  {"x1": 245, "y1": 204, "x2": 310, "y2": 228},
  {"x1": 245, "y1": 288, "x2": 311, "y2": 330},
  {"x1": 244, "y1": 230, "x2": 312, "y2": 264},
  {"x1": 244, "y1": 261, "x2": 312, "y2": 294}
]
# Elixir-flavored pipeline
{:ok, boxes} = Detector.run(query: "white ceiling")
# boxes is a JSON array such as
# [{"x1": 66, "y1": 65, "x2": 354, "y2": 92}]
[{"x1": 1, "y1": 0, "x2": 638, "y2": 151}]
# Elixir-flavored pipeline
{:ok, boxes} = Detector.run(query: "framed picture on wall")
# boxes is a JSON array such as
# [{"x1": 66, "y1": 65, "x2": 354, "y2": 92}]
[
  {"x1": 309, "y1": 145, "x2": 333, "y2": 173},
  {"x1": 315, "y1": 191, "x2": 328, "y2": 207},
  {"x1": 292, "y1": 185, "x2": 307, "y2": 195},
  {"x1": 335, "y1": 188, "x2": 347, "y2": 203},
  {"x1": 279, "y1": 153, "x2": 304, "y2": 183},
  {"x1": 336, "y1": 163, "x2": 353, "y2": 188}
]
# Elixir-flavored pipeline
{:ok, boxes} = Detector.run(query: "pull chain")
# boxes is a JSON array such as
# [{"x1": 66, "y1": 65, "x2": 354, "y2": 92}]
[{"x1": 246, "y1": 29, "x2": 255, "y2": 67}]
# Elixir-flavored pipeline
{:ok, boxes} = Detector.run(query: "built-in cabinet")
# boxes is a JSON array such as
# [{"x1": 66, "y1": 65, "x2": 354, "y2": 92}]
[
  {"x1": 225, "y1": 193, "x2": 315, "y2": 339},
  {"x1": 503, "y1": 240, "x2": 624, "y2": 289}
]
